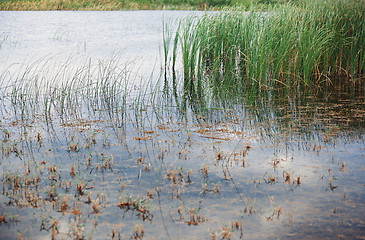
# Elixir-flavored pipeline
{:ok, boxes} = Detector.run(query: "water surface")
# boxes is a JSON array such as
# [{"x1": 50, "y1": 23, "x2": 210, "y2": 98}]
[{"x1": 0, "y1": 10, "x2": 364, "y2": 240}]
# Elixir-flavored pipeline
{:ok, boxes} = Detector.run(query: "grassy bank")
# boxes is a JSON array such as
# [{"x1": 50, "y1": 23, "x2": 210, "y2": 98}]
[
  {"x1": 0, "y1": 0, "x2": 290, "y2": 11},
  {"x1": 164, "y1": 0, "x2": 364, "y2": 99}
]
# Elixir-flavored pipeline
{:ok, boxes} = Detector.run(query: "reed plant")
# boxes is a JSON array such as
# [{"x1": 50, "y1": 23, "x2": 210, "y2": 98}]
[
  {"x1": 167, "y1": 0, "x2": 365, "y2": 99},
  {"x1": 0, "y1": 56, "x2": 133, "y2": 127}
]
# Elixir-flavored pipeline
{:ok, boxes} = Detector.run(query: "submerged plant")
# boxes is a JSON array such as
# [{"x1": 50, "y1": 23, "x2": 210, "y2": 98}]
[{"x1": 117, "y1": 194, "x2": 153, "y2": 221}]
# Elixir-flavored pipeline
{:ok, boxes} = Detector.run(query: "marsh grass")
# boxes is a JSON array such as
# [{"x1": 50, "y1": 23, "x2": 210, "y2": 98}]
[
  {"x1": 0, "y1": 56, "x2": 135, "y2": 128},
  {"x1": 166, "y1": 0, "x2": 365, "y2": 99}
]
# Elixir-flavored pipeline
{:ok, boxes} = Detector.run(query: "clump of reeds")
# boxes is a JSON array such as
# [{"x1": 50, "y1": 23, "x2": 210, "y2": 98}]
[
  {"x1": 167, "y1": 0, "x2": 365, "y2": 98},
  {"x1": 0, "y1": 56, "x2": 133, "y2": 126},
  {"x1": 116, "y1": 194, "x2": 152, "y2": 221}
]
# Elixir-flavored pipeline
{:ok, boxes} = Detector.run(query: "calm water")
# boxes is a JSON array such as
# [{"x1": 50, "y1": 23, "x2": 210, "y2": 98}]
[
  {"x1": 0, "y1": 11, "x2": 364, "y2": 240},
  {"x1": 0, "y1": 11, "x2": 201, "y2": 77}
]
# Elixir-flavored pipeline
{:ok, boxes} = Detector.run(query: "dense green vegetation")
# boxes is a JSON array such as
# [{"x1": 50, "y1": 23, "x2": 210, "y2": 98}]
[
  {"x1": 164, "y1": 0, "x2": 364, "y2": 100},
  {"x1": 0, "y1": 0, "x2": 290, "y2": 10}
]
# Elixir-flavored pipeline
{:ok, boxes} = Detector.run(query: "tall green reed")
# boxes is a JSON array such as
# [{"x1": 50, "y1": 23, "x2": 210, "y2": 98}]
[
  {"x1": 0, "y1": 56, "x2": 134, "y2": 127},
  {"x1": 168, "y1": 0, "x2": 364, "y2": 99}
]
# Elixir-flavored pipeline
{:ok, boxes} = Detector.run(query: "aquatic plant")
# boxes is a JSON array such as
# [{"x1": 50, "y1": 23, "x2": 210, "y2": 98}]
[
  {"x1": 168, "y1": 0, "x2": 365, "y2": 98},
  {"x1": 1, "y1": 56, "x2": 133, "y2": 127}
]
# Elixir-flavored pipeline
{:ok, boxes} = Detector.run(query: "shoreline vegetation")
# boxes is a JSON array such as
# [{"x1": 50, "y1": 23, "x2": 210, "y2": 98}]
[
  {"x1": 164, "y1": 0, "x2": 364, "y2": 98},
  {"x1": 1, "y1": 0, "x2": 291, "y2": 11}
]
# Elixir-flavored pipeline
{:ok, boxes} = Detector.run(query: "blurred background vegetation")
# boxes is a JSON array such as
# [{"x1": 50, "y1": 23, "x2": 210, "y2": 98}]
[{"x1": 0, "y1": 0, "x2": 293, "y2": 10}]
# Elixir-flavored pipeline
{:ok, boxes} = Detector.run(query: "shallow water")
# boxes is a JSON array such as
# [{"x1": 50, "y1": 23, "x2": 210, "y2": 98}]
[
  {"x1": 0, "y1": 10, "x2": 365, "y2": 240},
  {"x1": 0, "y1": 10, "x2": 201, "y2": 77}
]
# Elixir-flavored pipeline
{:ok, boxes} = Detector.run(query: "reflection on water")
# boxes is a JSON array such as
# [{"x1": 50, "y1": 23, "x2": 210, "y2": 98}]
[
  {"x1": 0, "y1": 11, "x2": 364, "y2": 240},
  {"x1": 0, "y1": 11, "x2": 201, "y2": 77}
]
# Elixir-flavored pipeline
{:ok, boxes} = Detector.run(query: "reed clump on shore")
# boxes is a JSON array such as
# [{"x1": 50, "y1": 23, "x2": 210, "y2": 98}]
[{"x1": 167, "y1": 0, "x2": 364, "y2": 97}]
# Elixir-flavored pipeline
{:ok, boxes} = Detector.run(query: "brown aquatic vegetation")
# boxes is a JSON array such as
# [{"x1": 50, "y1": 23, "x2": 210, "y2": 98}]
[
  {"x1": 284, "y1": 171, "x2": 291, "y2": 184},
  {"x1": 85, "y1": 192, "x2": 92, "y2": 204},
  {"x1": 201, "y1": 164, "x2": 209, "y2": 179},
  {"x1": 216, "y1": 152, "x2": 222, "y2": 160},
  {"x1": 266, "y1": 207, "x2": 282, "y2": 220},
  {"x1": 48, "y1": 165, "x2": 57, "y2": 173},
  {"x1": 218, "y1": 226, "x2": 232, "y2": 239},
  {"x1": 0, "y1": 212, "x2": 6, "y2": 223},
  {"x1": 132, "y1": 224, "x2": 144, "y2": 239},
  {"x1": 296, "y1": 176, "x2": 301, "y2": 185},
  {"x1": 133, "y1": 136, "x2": 152, "y2": 141},
  {"x1": 264, "y1": 175, "x2": 276, "y2": 184},
  {"x1": 201, "y1": 181, "x2": 220, "y2": 194},
  {"x1": 146, "y1": 190, "x2": 153, "y2": 199},
  {"x1": 70, "y1": 164, "x2": 75, "y2": 177},
  {"x1": 92, "y1": 197, "x2": 100, "y2": 213},
  {"x1": 243, "y1": 198, "x2": 255, "y2": 215},
  {"x1": 112, "y1": 228, "x2": 115, "y2": 239},
  {"x1": 328, "y1": 179, "x2": 338, "y2": 192},
  {"x1": 60, "y1": 196, "x2": 68, "y2": 213},
  {"x1": 187, "y1": 169, "x2": 192, "y2": 183},
  {"x1": 117, "y1": 195, "x2": 152, "y2": 221},
  {"x1": 184, "y1": 208, "x2": 206, "y2": 226},
  {"x1": 50, "y1": 218, "x2": 59, "y2": 237},
  {"x1": 271, "y1": 159, "x2": 280, "y2": 168},
  {"x1": 76, "y1": 182, "x2": 85, "y2": 196},
  {"x1": 211, "y1": 220, "x2": 243, "y2": 239},
  {"x1": 36, "y1": 132, "x2": 42, "y2": 147},
  {"x1": 68, "y1": 143, "x2": 78, "y2": 152},
  {"x1": 223, "y1": 167, "x2": 229, "y2": 180},
  {"x1": 70, "y1": 217, "x2": 85, "y2": 240},
  {"x1": 2, "y1": 171, "x2": 41, "y2": 208}
]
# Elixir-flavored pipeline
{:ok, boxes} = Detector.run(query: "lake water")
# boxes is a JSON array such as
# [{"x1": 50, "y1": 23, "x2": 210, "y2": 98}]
[
  {"x1": 0, "y1": 11, "x2": 203, "y2": 77},
  {"x1": 0, "y1": 11, "x2": 364, "y2": 240}
]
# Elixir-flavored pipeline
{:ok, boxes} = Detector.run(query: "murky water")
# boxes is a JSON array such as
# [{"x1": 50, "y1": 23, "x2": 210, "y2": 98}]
[{"x1": 0, "y1": 11, "x2": 364, "y2": 240}]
